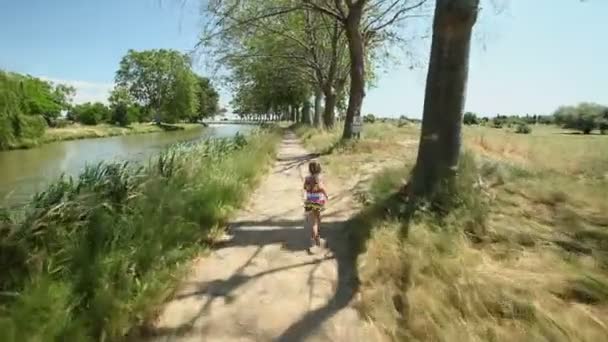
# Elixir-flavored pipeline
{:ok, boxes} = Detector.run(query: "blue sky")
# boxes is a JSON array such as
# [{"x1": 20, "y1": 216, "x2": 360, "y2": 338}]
[{"x1": 1, "y1": 0, "x2": 606, "y2": 118}]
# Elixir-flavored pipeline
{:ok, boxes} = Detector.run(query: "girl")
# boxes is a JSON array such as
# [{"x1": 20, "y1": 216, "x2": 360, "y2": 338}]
[{"x1": 303, "y1": 161, "x2": 328, "y2": 247}]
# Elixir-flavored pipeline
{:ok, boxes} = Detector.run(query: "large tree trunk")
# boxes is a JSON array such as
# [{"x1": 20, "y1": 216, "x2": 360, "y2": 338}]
[
  {"x1": 410, "y1": 0, "x2": 479, "y2": 199},
  {"x1": 342, "y1": 5, "x2": 365, "y2": 140},
  {"x1": 314, "y1": 89, "x2": 323, "y2": 128},
  {"x1": 323, "y1": 88, "x2": 337, "y2": 128}
]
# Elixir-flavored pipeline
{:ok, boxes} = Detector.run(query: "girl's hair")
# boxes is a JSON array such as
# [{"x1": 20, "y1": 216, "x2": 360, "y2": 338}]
[{"x1": 308, "y1": 161, "x2": 322, "y2": 175}]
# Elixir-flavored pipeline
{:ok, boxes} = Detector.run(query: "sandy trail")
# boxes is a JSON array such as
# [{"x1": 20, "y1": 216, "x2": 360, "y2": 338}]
[{"x1": 143, "y1": 132, "x2": 382, "y2": 342}]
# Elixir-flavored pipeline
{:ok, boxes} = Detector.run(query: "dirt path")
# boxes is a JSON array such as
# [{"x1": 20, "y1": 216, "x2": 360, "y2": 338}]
[{"x1": 144, "y1": 132, "x2": 383, "y2": 342}]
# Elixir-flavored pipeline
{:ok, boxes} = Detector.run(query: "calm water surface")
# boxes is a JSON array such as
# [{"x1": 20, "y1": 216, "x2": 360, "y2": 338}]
[{"x1": 0, "y1": 124, "x2": 254, "y2": 205}]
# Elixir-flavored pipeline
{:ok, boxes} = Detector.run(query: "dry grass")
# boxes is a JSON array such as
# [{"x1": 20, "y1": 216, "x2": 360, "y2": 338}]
[{"x1": 297, "y1": 122, "x2": 608, "y2": 341}]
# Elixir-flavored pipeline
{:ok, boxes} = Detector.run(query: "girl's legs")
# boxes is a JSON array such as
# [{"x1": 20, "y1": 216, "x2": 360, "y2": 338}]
[{"x1": 313, "y1": 210, "x2": 321, "y2": 245}]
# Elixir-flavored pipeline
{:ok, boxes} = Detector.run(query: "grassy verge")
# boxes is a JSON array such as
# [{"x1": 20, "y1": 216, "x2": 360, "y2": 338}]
[
  {"x1": 296, "y1": 122, "x2": 608, "y2": 341},
  {"x1": 4, "y1": 123, "x2": 203, "y2": 150},
  {"x1": 42, "y1": 123, "x2": 203, "y2": 144},
  {"x1": 0, "y1": 127, "x2": 281, "y2": 341}
]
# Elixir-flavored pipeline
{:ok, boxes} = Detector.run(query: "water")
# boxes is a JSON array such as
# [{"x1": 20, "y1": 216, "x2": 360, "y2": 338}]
[{"x1": 0, "y1": 124, "x2": 255, "y2": 206}]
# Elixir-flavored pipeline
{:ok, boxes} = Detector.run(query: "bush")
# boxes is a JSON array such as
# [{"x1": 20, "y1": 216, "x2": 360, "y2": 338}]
[
  {"x1": 111, "y1": 103, "x2": 132, "y2": 127},
  {"x1": 515, "y1": 123, "x2": 532, "y2": 134},
  {"x1": 463, "y1": 112, "x2": 479, "y2": 125},
  {"x1": 0, "y1": 128, "x2": 280, "y2": 340},
  {"x1": 553, "y1": 103, "x2": 607, "y2": 134},
  {"x1": 17, "y1": 114, "x2": 47, "y2": 140},
  {"x1": 70, "y1": 102, "x2": 110, "y2": 125},
  {"x1": 363, "y1": 114, "x2": 376, "y2": 123}
]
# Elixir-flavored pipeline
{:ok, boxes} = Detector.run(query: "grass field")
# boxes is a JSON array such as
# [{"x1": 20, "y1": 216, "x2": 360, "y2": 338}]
[{"x1": 296, "y1": 122, "x2": 608, "y2": 341}]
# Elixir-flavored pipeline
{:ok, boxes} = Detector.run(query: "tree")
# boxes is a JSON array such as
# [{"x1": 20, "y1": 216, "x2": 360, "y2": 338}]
[
  {"x1": 16, "y1": 76, "x2": 74, "y2": 125},
  {"x1": 108, "y1": 86, "x2": 135, "y2": 126},
  {"x1": 302, "y1": 0, "x2": 429, "y2": 139},
  {"x1": 409, "y1": 0, "x2": 480, "y2": 200},
  {"x1": 200, "y1": 0, "x2": 422, "y2": 134},
  {"x1": 196, "y1": 76, "x2": 219, "y2": 120},
  {"x1": 553, "y1": 103, "x2": 606, "y2": 134},
  {"x1": 598, "y1": 108, "x2": 608, "y2": 135},
  {"x1": 70, "y1": 102, "x2": 110, "y2": 125},
  {"x1": 202, "y1": 1, "x2": 350, "y2": 128},
  {"x1": 463, "y1": 112, "x2": 479, "y2": 125},
  {"x1": 115, "y1": 49, "x2": 201, "y2": 124}
]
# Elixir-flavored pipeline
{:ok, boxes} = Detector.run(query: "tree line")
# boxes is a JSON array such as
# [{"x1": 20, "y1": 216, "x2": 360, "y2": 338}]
[
  {"x1": 202, "y1": 0, "x2": 481, "y2": 202},
  {"x1": 1, "y1": 49, "x2": 220, "y2": 149},
  {"x1": 463, "y1": 102, "x2": 608, "y2": 134}
]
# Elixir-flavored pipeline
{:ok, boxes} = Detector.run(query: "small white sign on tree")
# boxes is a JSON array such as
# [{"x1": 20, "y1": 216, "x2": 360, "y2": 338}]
[{"x1": 352, "y1": 116, "x2": 362, "y2": 134}]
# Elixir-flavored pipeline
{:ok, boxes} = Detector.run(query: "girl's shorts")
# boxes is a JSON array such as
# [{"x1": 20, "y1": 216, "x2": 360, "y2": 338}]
[{"x1": 304, "y1": 200, "x2": 325, "y2": 212}]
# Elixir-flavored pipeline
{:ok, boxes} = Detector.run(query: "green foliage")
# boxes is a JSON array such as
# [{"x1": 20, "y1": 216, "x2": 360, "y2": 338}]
[
  {"x1": 115, "y1": 49, "x2": 211, "y2": 124},
  {"x1": 553, "y1": 103, "x2": 608, "y2": 134},
  {"x1": 111, "y1": 102, "x2": 132, "y2": 127},
  {"x1": 515, "y1": 123, "x2": 532, "y2": 134},
  {"x1": 0, "y1": 70, "x2": 57, "y2": 149},
  {"x1": 69, "y1": 102, "x2": 110, "y2": 125},
  {"x1": 108, "y1": 86, "x2": 136, "y2": 126},
  {"x1": 0, "y1": 129, "x2": 280, "y2": 341},
  {"x1": 463, "y1": 112, "x2": 479, "y2": 125},
  {"x1": 363, "y1": 114, "x2": 376, "y2": 123},
  {"x1": 162, "y1": 69, "x2": 199, "y2": 123},
  {"x1": 196, "y1": 76, "x2": 219, "y2": 120}
]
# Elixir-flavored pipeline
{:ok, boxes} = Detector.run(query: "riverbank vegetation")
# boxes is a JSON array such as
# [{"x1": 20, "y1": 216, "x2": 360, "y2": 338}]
[
  {"x1": 42, "y1": 122, "x2": 202, "y2": 144},
  {"x1": 1, "y1": 49, "x2": 220, "y2": 150},
  {"x1": 0, "y1": 127, "x2": 281, "y2": 341},
  {"x1": 0, "y1": 70, "x2": 74, "y2": 150},
  {"x1": 296, "y1": 122, "x2": 608, "y2": 340}
]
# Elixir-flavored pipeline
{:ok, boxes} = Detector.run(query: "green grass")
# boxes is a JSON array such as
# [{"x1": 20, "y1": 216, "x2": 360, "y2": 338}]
[
  {"x1": 42, "y1": 123, "x2": 202, "y2": 144},
  {"x1": 0, "y1": 127, "x2": 281, "y2": 341},
  {"x1": 296, "y1": 122, "x2": 608, "y2": 341}
]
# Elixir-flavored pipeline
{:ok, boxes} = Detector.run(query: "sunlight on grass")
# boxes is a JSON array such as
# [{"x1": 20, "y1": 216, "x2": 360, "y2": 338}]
[{"x1": 297, "y1": 122, "x2": 608, "y2": 341}]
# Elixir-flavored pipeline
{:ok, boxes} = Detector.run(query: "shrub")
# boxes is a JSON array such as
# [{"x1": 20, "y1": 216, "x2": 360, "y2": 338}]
[
  {"x1": 70, "y1": 102, "x2": 110, "y2": 125},
  {"x1": 515, "y1": 123, "x2": 532, "y2": 134},
  {"x1": 111, "y1": 103, "x2": 132, "y2": 127},
  {"x1": 463, "y1": 112, "x2": 479, "y2": 125},
  {"x1": 17, "y1": 115, "x2": 47, "y2": 140},
  {"x1": 363, "y1": 114, "x2": 376, "y2": 123},
  {"x1": 598, "y1": 118, "x2": 608, "y2": 135},
  {"x1": 553, "y1": 103, "x2": 607, "y2": 134}
]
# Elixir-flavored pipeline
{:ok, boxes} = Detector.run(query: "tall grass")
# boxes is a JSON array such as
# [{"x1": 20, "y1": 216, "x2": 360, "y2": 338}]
[
  {"x1": 0, "y1": 128, "x2": 280, "y2": 341},
  {"x1": 354, "y1": 155, "x2": 608, "y2": 341}
]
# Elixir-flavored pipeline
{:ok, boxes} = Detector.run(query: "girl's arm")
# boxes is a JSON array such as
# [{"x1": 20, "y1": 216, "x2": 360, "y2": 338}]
[{"x1": 318, "y1": 181, "x2": 329, "y2": 200}]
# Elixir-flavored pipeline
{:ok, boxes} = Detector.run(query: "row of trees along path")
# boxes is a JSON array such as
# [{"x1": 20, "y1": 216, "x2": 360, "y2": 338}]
[{"x1": 141, "y1": 0, "x2": 481, "y2": 340}]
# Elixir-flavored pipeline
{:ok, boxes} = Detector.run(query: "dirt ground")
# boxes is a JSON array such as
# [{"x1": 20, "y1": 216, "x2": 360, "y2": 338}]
[{"x1": 143, "y1": 132, "x2": 384, "y2": 342}]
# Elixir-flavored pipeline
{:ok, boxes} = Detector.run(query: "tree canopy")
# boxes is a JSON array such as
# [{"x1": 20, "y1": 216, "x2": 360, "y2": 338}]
[
  {"x1": 115, "y1": 49, "x2": 217, "y2": 123},
  {"x1": 0, "y1": 70, "x2": 74, "y2": 148}
]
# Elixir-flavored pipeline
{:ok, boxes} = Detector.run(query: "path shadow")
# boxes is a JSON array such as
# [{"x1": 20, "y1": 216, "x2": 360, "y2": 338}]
[{"x1": 131, "y1": 216, "x2": 360, "y2": 341}]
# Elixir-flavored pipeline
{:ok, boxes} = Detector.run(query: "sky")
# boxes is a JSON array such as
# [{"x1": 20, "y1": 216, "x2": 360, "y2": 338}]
[{"x1": 1, "y1": 0, "x2": 606, "y2": 118}]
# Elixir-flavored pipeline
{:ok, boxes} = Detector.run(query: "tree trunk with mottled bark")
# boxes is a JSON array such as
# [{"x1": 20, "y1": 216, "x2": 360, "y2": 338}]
[
  {"x1": 314, "y1": 89, "x2": 323, "y2": 128},
  {"x1": 342, "y1": 4, "x2": 365, "y2": 140},
  {"x1": 410, "y1": 0, "x2": 480, "y2": 199},
  {"x1": 323, "y1": 88, "x2": 337, "y2": 128}
]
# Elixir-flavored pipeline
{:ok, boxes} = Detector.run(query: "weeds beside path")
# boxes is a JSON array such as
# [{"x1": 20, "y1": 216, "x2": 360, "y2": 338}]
[{"x1": 142, "y1": 131, "x2": 384, "y2": 342}]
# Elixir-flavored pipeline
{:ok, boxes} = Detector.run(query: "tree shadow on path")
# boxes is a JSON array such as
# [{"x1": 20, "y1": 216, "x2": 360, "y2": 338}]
[{"x1": 133, "y1": 215, "x2": 364, "y2": 342}]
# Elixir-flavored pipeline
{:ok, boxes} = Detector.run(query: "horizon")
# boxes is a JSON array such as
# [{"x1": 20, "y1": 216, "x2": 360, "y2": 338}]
[{"x1": 1, "y1": 0, "x2": 606, "y2": 118}]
